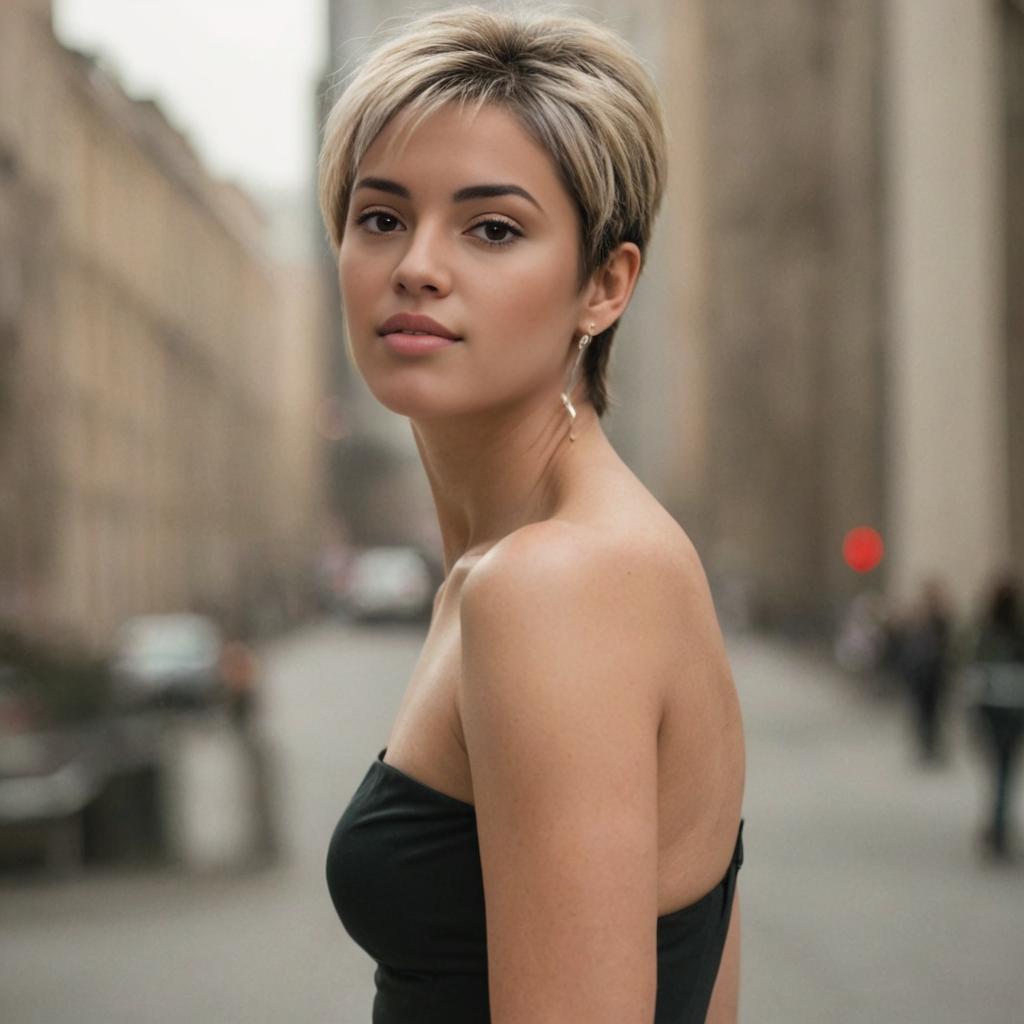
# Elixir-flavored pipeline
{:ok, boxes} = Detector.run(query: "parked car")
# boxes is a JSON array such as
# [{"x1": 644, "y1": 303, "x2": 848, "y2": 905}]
[
  {"x1": 0, "y1": 672, "x2": 111, "y2": 872},
  {"x1": 111, "y1": 614, "x2": 227, "y2": 711},
  {"x1": 340, "y1": 547, "x2": 438, "y2": 623}
]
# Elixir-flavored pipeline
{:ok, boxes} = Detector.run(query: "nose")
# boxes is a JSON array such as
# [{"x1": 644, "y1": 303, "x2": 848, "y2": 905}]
[{"x1": 390, "y1": 221, "x2": 452, "y2": 297}]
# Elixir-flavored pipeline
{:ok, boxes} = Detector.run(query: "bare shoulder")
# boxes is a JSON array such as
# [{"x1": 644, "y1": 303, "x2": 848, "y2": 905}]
[
  {"x1": 462, "y1": 515, "x2": 709, "y2": 619},
  {"x1": 460, "y1": 515, "x2": 720, "y2": 669},
  {"x1": 456, "y1": 517, "x2": 685, "y2": 752}
]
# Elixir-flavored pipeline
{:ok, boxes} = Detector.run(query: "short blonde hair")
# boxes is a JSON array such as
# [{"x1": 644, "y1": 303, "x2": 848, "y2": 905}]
[{"x1": 318, "y1": 4, "x2": 667, "y2": 417}]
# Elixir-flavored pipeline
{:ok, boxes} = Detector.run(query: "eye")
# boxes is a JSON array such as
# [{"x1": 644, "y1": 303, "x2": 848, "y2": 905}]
[
  {"x1": 355, "y1": 209, "x2": 404, "y2": 234},
  {"x1": 468, "y1": 218, "x2": 523, "y2": 247}
]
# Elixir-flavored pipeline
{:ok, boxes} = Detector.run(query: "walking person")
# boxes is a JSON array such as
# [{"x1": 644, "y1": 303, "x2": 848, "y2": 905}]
[
  {"x1": 969, "y1": 575, "x2": 1024, "y2": 861},
  {"x1": 318, "y1": 7, "x2": 747, "y2": 1022},
  {"x1": 899, "y1": 579, "x2": 955, "y2": 765}
]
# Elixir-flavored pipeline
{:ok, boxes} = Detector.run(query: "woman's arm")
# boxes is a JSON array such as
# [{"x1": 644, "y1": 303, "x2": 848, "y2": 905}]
[
  {"x1": 706, "y1": 886, "x2": 741, "y2": 1024},
  {"x1": 459, "y1": 522, "x2": 674, "y2": 1024}
]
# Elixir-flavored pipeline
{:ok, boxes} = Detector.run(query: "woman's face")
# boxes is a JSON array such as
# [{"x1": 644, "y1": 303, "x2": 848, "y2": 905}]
[{"x1": 338, "y1": 101, "x2": 588, "y2": 422}]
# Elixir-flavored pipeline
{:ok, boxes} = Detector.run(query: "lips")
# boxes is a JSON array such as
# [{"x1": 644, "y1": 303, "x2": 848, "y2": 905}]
[{"x1": 377, "y1": 313, "x2": 461, "y2": 340}]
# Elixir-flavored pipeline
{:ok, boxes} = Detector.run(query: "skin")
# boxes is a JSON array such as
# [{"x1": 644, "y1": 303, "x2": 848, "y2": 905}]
[{"x1": 337, "y1": 100, "x2": 743, "y2": 1022}]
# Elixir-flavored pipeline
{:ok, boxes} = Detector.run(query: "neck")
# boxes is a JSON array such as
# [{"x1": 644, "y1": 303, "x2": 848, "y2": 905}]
[{"x1": 409, "y1": 392, "x2": 609, "y2": 575}]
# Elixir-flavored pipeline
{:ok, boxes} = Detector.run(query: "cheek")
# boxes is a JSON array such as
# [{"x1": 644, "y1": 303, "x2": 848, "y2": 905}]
[
  {"x1": 337, "y1": 242, "x2": 387, "y2": 384},
  {"x1": 475, "y1": 248, "x2": 578, "y2": 364},
  {"x1": 337, "y1": 240, "x2": 370, "y2": 313},
  {"x1": 512, "y1": 262, "x2": 573, "y2": 332}
]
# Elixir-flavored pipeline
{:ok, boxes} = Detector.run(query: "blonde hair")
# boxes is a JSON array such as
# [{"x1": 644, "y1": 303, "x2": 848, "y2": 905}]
[{"x1": 318, "y1": 4, "x2": 667, "y2": 417}]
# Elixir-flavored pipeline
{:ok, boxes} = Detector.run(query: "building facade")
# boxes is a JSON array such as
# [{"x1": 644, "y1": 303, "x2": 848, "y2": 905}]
[
  {"x1": 881, "y1": 0, "x2": 1015, "y2": 621},
  {"x1": 0, "y1": 0, "x2": 327, "y2": 653},
  {"x1": 657, "y1": 0, "x2": 888, "y2": 631}
]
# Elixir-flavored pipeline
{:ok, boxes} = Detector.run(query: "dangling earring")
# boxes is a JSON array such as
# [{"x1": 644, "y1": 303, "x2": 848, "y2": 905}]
[{"x1": 561, "y1": 323, "x2": 595, "y2": 442}]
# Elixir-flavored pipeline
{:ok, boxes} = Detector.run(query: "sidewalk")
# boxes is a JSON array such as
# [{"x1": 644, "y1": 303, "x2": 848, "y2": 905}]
[{"x1": 728, "y1": 630, "x2": 1023, "y2": 1024}]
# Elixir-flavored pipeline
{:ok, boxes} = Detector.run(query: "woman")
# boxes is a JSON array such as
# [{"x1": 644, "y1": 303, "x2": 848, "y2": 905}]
[{"x1": 321, "y1": 7, "x2": 747, "y2": 1022}]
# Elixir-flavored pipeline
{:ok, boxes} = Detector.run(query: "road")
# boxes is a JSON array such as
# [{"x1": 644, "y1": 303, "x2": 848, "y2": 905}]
[{"x1": 0, "y1": 619, "x2": 1021, "y2": 1023}]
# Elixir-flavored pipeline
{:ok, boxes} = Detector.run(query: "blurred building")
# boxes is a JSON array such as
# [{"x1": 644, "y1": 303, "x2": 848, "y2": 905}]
[
  {"x1": 0, "y1": 0, "x2": 328, "y2": 653},
  {"x1": 655, "y1": 0, "x2": 888, "y2": 633},
  {"x1": 1008, "y1": 2, "x2": 1024, "y2": 596},
  {"x1": 881, "y1": 0, "x2": 1021, "y2": 625},
  {"x1": 672, "y1": 0, "x2": 1024, "y2": 633},
  {"x1": 319, "y1": 0, "x2": 1023, "y2": 634},
  {"x1": 652, "y1": 0, "x2": 1023, "y2": 633}
]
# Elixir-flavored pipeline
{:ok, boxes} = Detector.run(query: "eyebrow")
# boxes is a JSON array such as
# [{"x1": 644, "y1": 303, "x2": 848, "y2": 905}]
[{"x1": 353, "y1": 177, "x2": 543, "y2": 211}]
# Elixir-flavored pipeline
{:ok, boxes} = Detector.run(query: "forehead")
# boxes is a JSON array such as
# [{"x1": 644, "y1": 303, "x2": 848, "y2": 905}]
[{"x1": 358, "y1": 102, "x2": 568, "y2": 203}]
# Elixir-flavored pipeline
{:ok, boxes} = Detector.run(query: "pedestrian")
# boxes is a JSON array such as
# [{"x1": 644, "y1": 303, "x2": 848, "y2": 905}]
[
  {"x1": 968, "y1": 574, "x2": 1024, "y2": 861},
  {"x1": 834, "y1": 589, "x2": 890, "y2": 694},
  {"x1": 218, "y1": 637, "x2": 257, "y2": 729},
  {"x1": 898, "y1": 578, "x2": 955, "y2": 765},
  {"x1": 318, "y1": 7, "x2": 747, "y2": 1023}
]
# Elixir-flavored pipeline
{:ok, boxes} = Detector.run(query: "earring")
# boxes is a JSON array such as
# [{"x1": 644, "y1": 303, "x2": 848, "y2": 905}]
[{"x1": 560, "y1": 323, "x2": 596, "y2": 442}]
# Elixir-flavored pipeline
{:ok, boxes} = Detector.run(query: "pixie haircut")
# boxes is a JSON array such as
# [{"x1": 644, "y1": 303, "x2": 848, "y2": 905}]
[{"x1": 318, "y1": 4, "x2": 667, "y2": 417}]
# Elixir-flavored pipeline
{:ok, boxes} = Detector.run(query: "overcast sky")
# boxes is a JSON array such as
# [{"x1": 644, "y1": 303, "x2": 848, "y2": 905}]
[{"x1": 54, "y1": 0, "x2": 325, "y2": 196}]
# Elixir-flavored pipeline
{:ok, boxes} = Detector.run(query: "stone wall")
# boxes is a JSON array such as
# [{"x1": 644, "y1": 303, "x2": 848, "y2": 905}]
[
  {"x1": 696, "y1": 0, "x2": 885, "y2": 631},
  {"x1": 1004, "y1": 1, "x2": 1024, "y2": 582}
]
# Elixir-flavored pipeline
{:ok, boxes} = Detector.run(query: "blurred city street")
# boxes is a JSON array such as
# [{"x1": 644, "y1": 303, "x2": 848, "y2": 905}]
[
  {"x1": 3, "y1": 2, "x2": 1023, "y2": 1022},
  {"x1": 0, "y1": 618, "x2": 1021, "y2": 1023}
]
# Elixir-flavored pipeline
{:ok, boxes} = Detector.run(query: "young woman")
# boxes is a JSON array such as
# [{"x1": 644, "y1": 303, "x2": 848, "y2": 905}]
[{"x1": 321, "y1": 7, "x2": 747, "y2": 1022}]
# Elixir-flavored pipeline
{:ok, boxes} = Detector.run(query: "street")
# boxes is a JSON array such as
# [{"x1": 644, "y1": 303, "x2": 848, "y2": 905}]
[{"x1": 1, "y1": 619, "x2": 1021, "y2": 1023}]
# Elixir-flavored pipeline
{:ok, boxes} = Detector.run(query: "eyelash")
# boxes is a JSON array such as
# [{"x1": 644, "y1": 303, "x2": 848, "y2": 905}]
[{"x1": 354, "y1": 208, "x2": 524, "y2": 248}]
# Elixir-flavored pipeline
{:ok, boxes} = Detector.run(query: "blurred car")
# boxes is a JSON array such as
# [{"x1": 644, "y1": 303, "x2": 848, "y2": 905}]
[
  {"x1": 0, "y1": 671, "x2": 110, "y2": 871},
  {"x1": 111, "y1": 614, "x2": 227, "y2": 710},
  {"x1": 340, "y1": 546, "x2": 437, "y2": 623}
]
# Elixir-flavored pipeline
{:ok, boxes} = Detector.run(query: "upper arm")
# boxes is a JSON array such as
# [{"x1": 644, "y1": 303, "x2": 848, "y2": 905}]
[
  {"x1": 706, "y1": 885, "x2": 741, "y2": 1024},
  {"x1": 458, "y1": 525, "x2": 671, "y2": 1024}
]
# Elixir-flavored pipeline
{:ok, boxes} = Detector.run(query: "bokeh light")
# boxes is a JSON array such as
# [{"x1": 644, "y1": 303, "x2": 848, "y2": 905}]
[{"x1": 843, "y1": 526, "x2": 884, "y2": 573}]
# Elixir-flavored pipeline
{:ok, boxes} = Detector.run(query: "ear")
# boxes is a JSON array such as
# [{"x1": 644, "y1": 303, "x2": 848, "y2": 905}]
[{"x1": 579, "y1": 242, "x2": 642, "y2": 334}]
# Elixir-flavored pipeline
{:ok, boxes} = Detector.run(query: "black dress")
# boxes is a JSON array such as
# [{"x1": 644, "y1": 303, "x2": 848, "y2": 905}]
[{"x1": 327, "y1": 748, "x2": 744, "y2": 1023}]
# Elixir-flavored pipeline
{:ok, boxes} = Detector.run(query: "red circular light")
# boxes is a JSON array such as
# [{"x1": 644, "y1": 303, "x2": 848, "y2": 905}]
[{"x1": 843, "y1": 527, "x2": 884, "y2": 573}]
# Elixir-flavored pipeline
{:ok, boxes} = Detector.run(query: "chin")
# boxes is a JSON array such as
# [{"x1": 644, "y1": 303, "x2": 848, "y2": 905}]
[
  {"x1": 355, "y1": 344, "x2": 527, "y2": 422},
  {"x1": 351, "y1": 339, "x2": 456, "y2": 412},
  {"x1": 363, "y1": 373, "x2": 466, "y2": 420}
]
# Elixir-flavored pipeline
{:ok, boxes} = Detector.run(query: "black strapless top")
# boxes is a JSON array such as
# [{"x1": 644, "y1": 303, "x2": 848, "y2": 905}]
[{"x1": 327, "y1": 748, "x2": 744, "y2": 1023}]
